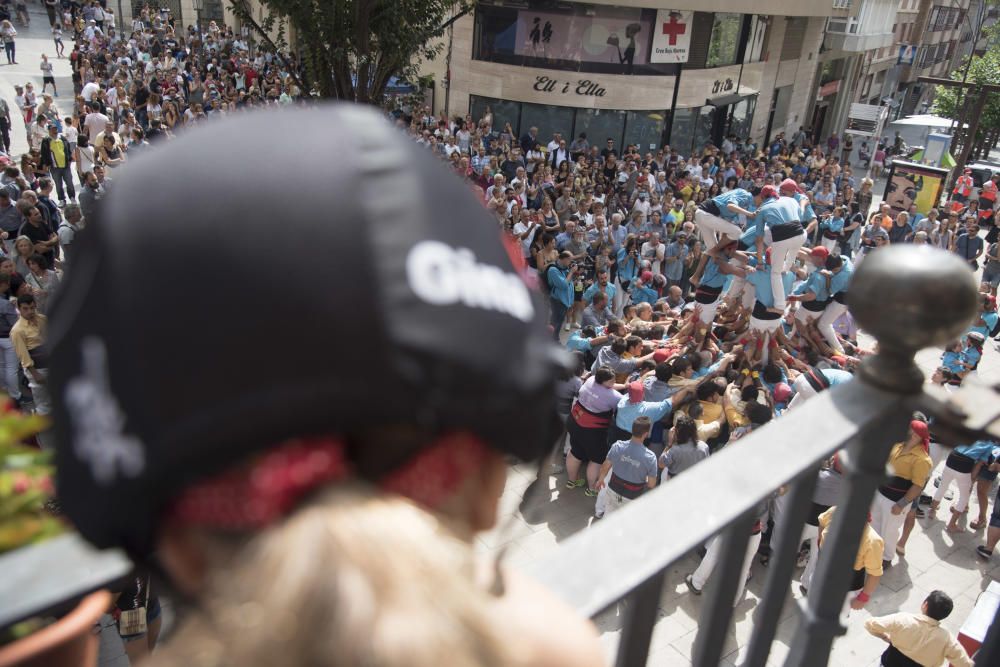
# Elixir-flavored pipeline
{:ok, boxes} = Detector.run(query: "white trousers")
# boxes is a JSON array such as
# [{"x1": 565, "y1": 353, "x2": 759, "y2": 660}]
[
  {"x1": 691, "y1": 531, "x2": 762, "y2": 606},
  {"x1": 933, "y1": 463, "x2": 975, "y2": 514},
  {"x1": 695, "y1": 208, "x2": 743, "y2": 248},
  {"x1": 817, "y1": 301, "x2": 848, "y2": 354},
  {"x1": 870, "y1": 492, "x2": 905, "y2": 561},
  {"x1": 766, "y1": 231, "x2": 806, "y2": 310},
  {"x1": 820, "y1": 236, "x2": 839, "y2": 253},
  {"x1": 800, "y1": 523, "x2": 821, "y2": 590},
  {"x1": 595, "y1": 485, "x2": 630, "y2": 518}
]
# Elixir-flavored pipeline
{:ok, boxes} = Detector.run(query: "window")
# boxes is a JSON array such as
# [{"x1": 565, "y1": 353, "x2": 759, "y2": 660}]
[
  {"x1": 706, "y1": 13, "x2": 742, "y2": 67},
  {"x1": 624, "y1": 111, "x2": 667, "y2": 151},
  {"x1": 669, "y1": 108, "x2": 697, "y2": 155},
  {"x1": 574, "y1": 109, "x2": 628, "y2": 151},
  {"x1": 520, "y1": 104, "x2": 576, "y2": 149},
  {"x1": 472, "y1": 2, "x2": 675, "y2": 76}
]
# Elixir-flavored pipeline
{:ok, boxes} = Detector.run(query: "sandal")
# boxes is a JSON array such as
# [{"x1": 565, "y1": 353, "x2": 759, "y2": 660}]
[
  {"x1": 976, "y1": 546, "x2": 993, "y2": 559},
  {"x1": 565, "y1": 478, "x2": 585, "y2": 490},
  {"x1": 895, "y1": 546, "x2": 906, "y2": 556},
  {"x1": 584, "y1": 487, "x2": 598, "y2": 497},
  {"x1": 971, "y1": 519, "x2": 987, "y2": 530}
]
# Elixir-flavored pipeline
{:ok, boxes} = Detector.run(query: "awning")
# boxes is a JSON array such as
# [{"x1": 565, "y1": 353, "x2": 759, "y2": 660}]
[{"x1": 705, "y1": 92, "x2": 755, "y2": 108}]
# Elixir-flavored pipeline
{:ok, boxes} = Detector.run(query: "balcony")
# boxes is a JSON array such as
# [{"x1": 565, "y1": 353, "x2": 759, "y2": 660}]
[{"x1": 824, "y1": 0, "x2": 899, "y2": 52}]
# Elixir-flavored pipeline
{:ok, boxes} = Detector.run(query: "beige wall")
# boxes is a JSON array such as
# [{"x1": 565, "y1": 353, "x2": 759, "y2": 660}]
[
  {"x1": 575, "y1": 0, "x2": 839, "y2": 18},
  {"x1": 426, "y1": 8, "x2": 827, "y2": 146}
]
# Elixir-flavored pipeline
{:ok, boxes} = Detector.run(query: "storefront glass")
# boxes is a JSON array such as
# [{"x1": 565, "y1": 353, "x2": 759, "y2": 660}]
[
  {"x1": 574, "y1": 109, "x2": 627, "y2": 150},
  {"x1": 669, "y1": 108, "x2": 697, "y2": 156},
  {"x1": 624, "y1": 111, "x2": 667, "y2": 152},
  {"x1": 472, "y1": 1, "x2": 676, "y2": 76},
  {"x1": 520, "y1": 104, "x2": 576, "y2": 147},
  {"x1": 469, "y1": 95, "x2": 666, "y2": 151}
]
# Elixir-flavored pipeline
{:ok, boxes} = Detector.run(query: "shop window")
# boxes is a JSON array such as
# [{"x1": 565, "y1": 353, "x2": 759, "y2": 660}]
[
  {"x1": 669, "y1": 107, "x2": 697, "y2": 156},
  {"x1": 472, "y1": 1, "x2": 676, "y2": 76},
  {"x1": 520, "y1": 103, "x2": 576, "y2": 149},
  {"x1": 706, "y1": 13, "x2": 742, "y2": 68},
  {"x1": 574, "y1": 109, "x2": 627, "y2": 152},
  {"x1": 624, "y1": 111, "x2": 666, "y2": 151},
  {"x1": 470, "y1": 95, "x2": 522, "y2": 140}
]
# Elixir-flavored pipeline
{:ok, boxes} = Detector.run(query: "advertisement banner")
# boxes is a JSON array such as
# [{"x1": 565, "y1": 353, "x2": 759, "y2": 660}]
[
  {"x1": 883, "y1": 160, "x2": 949, "y2": 215},
  {"x1": 650, "y1": 10, "x2": 693, "y2": 64},
  {"x1": 513, "y1": 8, "x2": 652, "y2": 66},
  {"x1": 897, "y1": 44, "x2": 917, "y2": 66}
]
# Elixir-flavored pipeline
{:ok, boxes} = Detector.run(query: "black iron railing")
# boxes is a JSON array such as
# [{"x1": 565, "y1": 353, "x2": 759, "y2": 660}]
[{"x1": 527, "y1": 245, "x2": 1000, "y2": 667}]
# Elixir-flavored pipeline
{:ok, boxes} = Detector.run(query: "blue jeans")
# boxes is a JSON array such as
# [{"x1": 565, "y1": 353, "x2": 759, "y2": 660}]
[
  {"x1": 0, "y1": 337, "x2": 20, "y2": 400},
  {"x1": 4, "y1": 42, "x2": 14, "y2": 64},
  {"x1": 50, "y1": 166, "x2": 75, "y2": 202},
  {"x1": 549, "y1": 298, "x2": 568, "y2": 339}
]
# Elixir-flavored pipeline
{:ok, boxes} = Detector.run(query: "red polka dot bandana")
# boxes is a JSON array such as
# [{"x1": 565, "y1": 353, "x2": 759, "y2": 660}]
[{"x1": 167, "y1": 433, "x2": 490, "y2": 530}]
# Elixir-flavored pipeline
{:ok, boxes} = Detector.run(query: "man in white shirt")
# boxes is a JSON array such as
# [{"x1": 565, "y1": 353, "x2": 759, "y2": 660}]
[
  {"x1": 81, "y1": 81, "x2": 101, "y2": 103},
  {"x1": 641, "y1": 233, "x2": 665, "y2": 275},
  {"x1": 83, "y1": 105, "x2": 110, "y2": 139}
]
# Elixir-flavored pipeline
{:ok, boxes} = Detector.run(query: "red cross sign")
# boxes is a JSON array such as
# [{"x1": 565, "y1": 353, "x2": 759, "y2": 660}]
[{"x1": 662, "y1": 15, "x2": 686, "y2": 45}]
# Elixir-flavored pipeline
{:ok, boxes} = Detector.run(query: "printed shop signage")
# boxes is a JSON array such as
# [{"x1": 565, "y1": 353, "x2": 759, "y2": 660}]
[
  {"x1": 533, "y1": 75, "x2": 607, "y2": 98},
  {"x1": 650, "y1": 9, "x2": 692, "y2": 64}
]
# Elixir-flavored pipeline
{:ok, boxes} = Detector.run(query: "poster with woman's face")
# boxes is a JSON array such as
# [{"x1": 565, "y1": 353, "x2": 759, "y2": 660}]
[{"x1": 883, "y1": 161, "x2": 948, "y2": 215}]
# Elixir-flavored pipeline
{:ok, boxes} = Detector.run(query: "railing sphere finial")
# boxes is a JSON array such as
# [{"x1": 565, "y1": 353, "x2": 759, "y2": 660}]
[{"x1": 847, "y1": 245, "x2": 979, "y2": 393}]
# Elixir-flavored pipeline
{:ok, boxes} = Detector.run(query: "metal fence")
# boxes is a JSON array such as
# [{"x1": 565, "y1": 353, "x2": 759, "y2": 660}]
[{"x1": 527, "y1": 245, "x2": 1000, "y2": 667}]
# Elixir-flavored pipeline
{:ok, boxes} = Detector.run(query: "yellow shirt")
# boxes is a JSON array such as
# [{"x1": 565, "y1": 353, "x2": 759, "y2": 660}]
[
  {"x1": 818, "y1": 506, "x2": 884, "y2": 577},
  {"x1": 864, "y1": 613, "x2": 973, "y2": 667},
  {"x1": 11, "y1": 313, "x2": 47, "y2": 370},
  {"x1": 887, "y1": 442, "x2": 933, "y2": 488}
]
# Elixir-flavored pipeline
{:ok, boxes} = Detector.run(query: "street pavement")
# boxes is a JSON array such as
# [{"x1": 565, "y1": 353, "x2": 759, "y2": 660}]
[
  {"x1": 1, "y1": 4, "x2": 75, "y2": 157},
  {"x1": 3, "y1": 6, "x2": 997, "y2": 666}
]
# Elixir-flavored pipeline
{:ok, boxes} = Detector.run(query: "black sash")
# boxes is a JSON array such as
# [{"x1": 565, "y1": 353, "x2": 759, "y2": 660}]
[
  {"x1": 608, "y1": 472, "x2": 646, "y2": 500},
  {"x1": 803, "y1": 366, "x2": 830, "y2": 393},
  {"x1": 880, "y1": 644, "x2": 923, "y2": 667},
  {"x1": 803, "y1": 299, "x2": 828, "y2": 312},
  {"x1": 695, "y1": 284, "x2": 723, "y2": 304},
  {"x1": 879, "y1": 475, "x2": 914, "y2": 502},
  {"x1": 946, "y1": 451, "x2": 976, "y2": 474},
  {"x1": 699, "y1": 200, "x2": 722, "y2": 217},
  {"x1": 771, "y1": 221, "x2": 804, "y2": 242},
  {"x1": 833, "y1": 290, "x2": 847, "y2": 304},
  {"x1": 823, "y1": 230, "x2": 840, "y2": 240},
  {"x1": 752, "y1": 301, "x2": 781, "y2": 319}
]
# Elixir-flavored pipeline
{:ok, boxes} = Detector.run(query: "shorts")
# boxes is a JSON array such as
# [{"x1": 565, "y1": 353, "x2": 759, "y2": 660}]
[
  {"x1": 574, "y1": 290, "x2": 583, "y2": 302},
  {"x1": 991, "y1": 486, "x2": 1000, "y2": 528},
  {"x1": 43, "y1": 76, "x2": 55, "y2": 85},
  {"x1": 569, "y1": 428, "x2": 611, "y2": 464},
  {"x1": 978, "y1": 465, "x2": 998, "y2": 482},
  {"x1": 982, "y1": 269, "x2": 1000, "y2": 288}
]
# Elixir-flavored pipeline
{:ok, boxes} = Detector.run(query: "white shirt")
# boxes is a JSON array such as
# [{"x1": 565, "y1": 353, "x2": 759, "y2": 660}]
[
  {"x1": 84, "y1": 112, "x2": 110, "y2": 139},
  {"x1": 81, "y1": 81, "x2": 100, "y2": 102}
]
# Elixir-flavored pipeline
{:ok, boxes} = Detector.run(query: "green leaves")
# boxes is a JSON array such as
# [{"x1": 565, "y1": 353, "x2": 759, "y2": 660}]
[{"x1": 228, "y1": 0, "x2": 471, "y2": 103}]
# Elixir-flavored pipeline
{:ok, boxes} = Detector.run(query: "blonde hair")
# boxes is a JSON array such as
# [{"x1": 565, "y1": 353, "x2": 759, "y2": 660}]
[{"x1": 151, "y1": 485, "x2": 526, "y2": 667}]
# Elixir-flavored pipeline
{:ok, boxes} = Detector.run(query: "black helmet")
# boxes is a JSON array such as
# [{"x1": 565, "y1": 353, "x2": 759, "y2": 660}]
[{"x1": 49, "y1": 105, "x2": 564, "y2": 557}]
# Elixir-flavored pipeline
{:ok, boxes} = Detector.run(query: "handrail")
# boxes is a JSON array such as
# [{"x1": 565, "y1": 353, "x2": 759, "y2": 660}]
[{"x1": 527, "y1": 246, "x2": 999, "y2": 666}]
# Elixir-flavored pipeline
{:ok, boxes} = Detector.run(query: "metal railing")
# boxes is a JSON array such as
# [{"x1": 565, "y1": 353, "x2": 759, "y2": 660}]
[{"x1": 528, "y1": 245, "x2": 1000, "y2": 667}]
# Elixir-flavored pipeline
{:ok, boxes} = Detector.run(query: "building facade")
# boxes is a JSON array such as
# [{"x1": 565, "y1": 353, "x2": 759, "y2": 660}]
[{"x1": 421, "y1": 1, "x2": 839, "y2": 154}]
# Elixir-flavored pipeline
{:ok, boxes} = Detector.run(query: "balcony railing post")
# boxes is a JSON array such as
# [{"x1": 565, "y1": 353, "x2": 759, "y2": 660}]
[
  {"x1": 614, "y1": 570, "x2": 666, "y2": 667},
  {"x1": 692, "y1": 512, "x2": 756, "y2": 667},
  {"x1": 742, "y1": 470, "x2": 820, "y2": 667}
]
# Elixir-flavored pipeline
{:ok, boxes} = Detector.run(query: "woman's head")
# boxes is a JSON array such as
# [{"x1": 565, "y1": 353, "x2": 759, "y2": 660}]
[
  {"x1": 14, "y1": 236, "x2": 32, "y2": 256},
  {"x1": 26, "y1": 254, "x2": 47, "y2": 274}
]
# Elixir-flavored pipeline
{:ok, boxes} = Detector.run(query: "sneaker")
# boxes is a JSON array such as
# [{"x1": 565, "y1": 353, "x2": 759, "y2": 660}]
[
  {"x1": 584, "y1": 487, "x2": 597, "y2": 497},
  {"x1": 53, "y1": 92, "x2": 58, "y2": 97},
  {"x1": 976, "y1": 545, "x2": 993, "y2": 560},
  {"x1": 593, "y1": 512, "x2": 604, "y2": 521},
  {"x1": 685, "y1": 574, "x2": 702, "y2": 595},
  {"x1": 564, "y1": 478, "x2": 585, "y2": 489},
  {"x1": 563, "y1": 322, "x2": 572, "y2": 331},
  {"x1": 882, "y1": 559, "x2": 892, "y2": 570}
]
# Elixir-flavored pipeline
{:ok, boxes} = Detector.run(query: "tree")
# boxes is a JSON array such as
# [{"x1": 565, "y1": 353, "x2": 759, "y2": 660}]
[
  {"x1": 932, "y1": 25, "x2": 1000, "y2": 160},
  {"x1": 228, "y1": 0, "x2": 472, "y2": 104}
]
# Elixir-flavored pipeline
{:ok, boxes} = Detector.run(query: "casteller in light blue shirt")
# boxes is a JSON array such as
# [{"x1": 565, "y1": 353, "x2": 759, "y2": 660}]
[
  {"x1": 754, "y1": 196, "x2": 801, "y2": 238},
  {"x1": 711, "y1": 189, "x2": 756, "y2": 223},
  {"x1": 615, "y1": 394, "x2": 675, "y2": 431}
]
